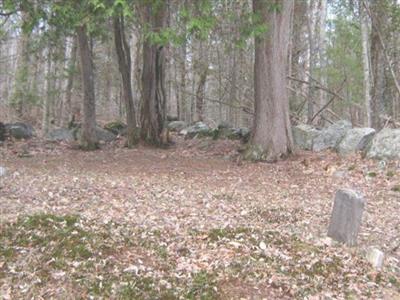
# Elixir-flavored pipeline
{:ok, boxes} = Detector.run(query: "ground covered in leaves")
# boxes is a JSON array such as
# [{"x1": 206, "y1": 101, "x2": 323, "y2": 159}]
[{"x1": 0, "y1": 135, "x2": 399, "y2": 299}]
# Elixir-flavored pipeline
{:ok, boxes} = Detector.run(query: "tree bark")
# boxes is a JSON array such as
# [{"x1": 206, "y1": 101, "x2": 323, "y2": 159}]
[
  {"x1": 42, "y1": 47, "x2": 52, "y2": 135},
  {"x1": 113, "y1": 13, "x2": 138, "y2": 147},
  {"x1": 11, "y1": 11, "x2": 30, "y2": 118},
  {"x1": 360, "y1": 1, "x2": 372, "y2": 127},
  {"x1": 62, "y1": 36, "x2": 78, "y2": 127},
  {"x1": 250, "y1": 0, "x2": 294, "y2": 161},
  {"x1": 77, "y1": 25, "x2": 98, "y2": 150},
  {"x1": 140, "y1": 3, "x2": 168, "y2": 146}
]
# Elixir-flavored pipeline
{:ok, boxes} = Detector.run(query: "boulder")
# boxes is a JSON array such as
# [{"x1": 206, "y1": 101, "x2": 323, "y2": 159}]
[
  {"x1": 0, "y1": 122, "x2": 6, "y2": 141},
  {"x1": 168, "y1": 121, "x2": 187, "y2": 132},
  {"x1": 104, "y1": 121, "x2": 127, "y2": 136},
  {"x1": 5, "y1": 122, "x2": 34, "y2": 139},
  {"x1": 180, "y1": 122, "x2": 211, "y2": 139},
  {"x1": 336, "y1": 128, "x2": 376, "y2": 155},
  {"x1": 313, "y1": 120, "x2": 352, "y2": 151},
  {"x1": 76, "y1": 126, "x2": 117, "y2": 143},
  {"x1": 327, "y1": 189, "x2": 365, "y2": 246},
  {"x1": 292, "y1": 124, "x2": 320, "y2": 150},
  {"x1": 46, "y1": 128, "x2": 75, "y2": 142},
  {"x1": 230, "y1": 127, "x2": 251, "y2": 143},
  {"x1": 367, "y1": 128, "x2": 400, "y2": 160},
  {"x1": 95, "y1": 126, "x2": 117, "y2": 142}
]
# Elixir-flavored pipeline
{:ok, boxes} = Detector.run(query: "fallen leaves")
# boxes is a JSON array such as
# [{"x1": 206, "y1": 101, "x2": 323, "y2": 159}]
[{"x1": 0, "y1": 136, "x2": 399, "y2": 298}]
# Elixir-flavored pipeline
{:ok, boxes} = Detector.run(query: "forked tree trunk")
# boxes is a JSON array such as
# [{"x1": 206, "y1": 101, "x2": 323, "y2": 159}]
[
  {"x1": 140, "y1": 3, "x2": 168, "y2": 146},
  {"x1": 250, "y1": 0, "x2": 294, "y2": 161},
  {"x1": 113, "y1": 13, "x2": 138, "y2": 147},
  {"x1": 77, "y1": 25, "x2": 98, "y2": 150}
]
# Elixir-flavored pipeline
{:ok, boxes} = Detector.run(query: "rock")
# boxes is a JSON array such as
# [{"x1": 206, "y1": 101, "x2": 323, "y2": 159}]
[
  {"x1": 367, "y1": 128, "x2": 400, "y2": 160},
  {"x1": 5, "y1": 122, "x2": 34, "y2": 139},
  {"x1": 212, "y1": 126, "x2": 251, "y2": 142},
  {"x1": 76, "y1": 126, "x2": 117, "y2": 143},
  {"x1": 337, "y1": 128, "x2": 376, "y2": 155},
  {"x1": 366, "y1": 248, "x2": 384, "y2": 270},
  {"x1": 242, "y1": 144, "x2": 266, "y2": 161},
  {"x1": 46, "y1": 128, "x2": 74, "y2": 142},
  {"x1": 0, "y1": 166, "x2": 6, "y2": 177},
  {"x1": 313, "y1": 120, "x2": 352, "y2": 151},
  {"x1": 95, "y1": 127, "x2": 117, "y2": 142},
  {"x1": 167, "y1": 115, "x2": 179, "y2": 122},
  {"x1": 104, "y1": 121, "x2": 127, "y2": 136},
  {"x1": 217, "y1": 121, "x2": 232, "y2": 129},
  {"x1": 327, "y1": 189, "x2": 365, "y2": 246},
  {"x1": 292, "y1": 124, "x2": 321, "y2": 150},
  {"x1": 168, "y1": 121, "x2": 187, "y2": 132},
  {"x1": 180, "y1": 122, "x2": 211, "y2": 139},
  {"x1": 0, "y1": 122, "x2": 6, "y2": 141},
  {"x1": 235, "y1": 127, "x2": 251, "y2": 142}
]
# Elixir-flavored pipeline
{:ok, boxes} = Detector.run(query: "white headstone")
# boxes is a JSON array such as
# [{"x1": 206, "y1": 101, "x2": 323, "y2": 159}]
[
  {"x1": 366, "y1": 248, "x2": 384, "y2": 270},
  {"x1": 0, "y1": 166, "x2": 6, "y2": 177}
]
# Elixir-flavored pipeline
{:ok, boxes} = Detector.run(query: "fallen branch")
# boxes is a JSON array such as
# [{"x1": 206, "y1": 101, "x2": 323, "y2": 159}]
[
  {"x1": 181, "y1": 90, "x2": 254, "y2": 115},
  {"x1": 311, "y1": 79, "x2": 347, "y2": 123}
]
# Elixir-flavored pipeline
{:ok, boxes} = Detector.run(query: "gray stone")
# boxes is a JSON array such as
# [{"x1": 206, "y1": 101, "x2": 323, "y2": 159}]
[
  {"x1": 292, "y1": 124, "x2": 321, "y2": 150},
  {"x1": 46, "y1": 128, "x2": 75, "y2": 142},
  {"x1": 231, "y1": 127, "x2": 251, "y2": 142},
  {"x1": 0, "y1": 122, "x2": 6, "y2": 141},
  {"x1": 5, "y1": 122, "x2": 34, "y2": 139},
  {"x1": 95, "y1": 127, "x2": 117, "y2": 142},
  {"x1": 0, "y1": 166, "x2": 6, "y2": 177},
  {"x1": 366, "y1": 248, "x2": 384, "y2": 270},
  {"x1": 327, "y1": 189, "x2": 365, "y2": 246},
  {"x1": 180, "y1": 122, "x2": 210, "y2": 138},
  {"x1": 103, "y1": 121, "x2": 127, "y2": 136},
  {"x1": 367, "y1": 128, "x2": 400, "y2": 160},
  {"x1": 337, "y1": 128, "x2": 376, "y2": 155},
  {"x1": 76, "y1": 126, "x2": 117, "y2": 143},
  {"x1": 168, "y1": 121, "x2": 187, "y2": 132},
  {"x1": 313, "y1": 120, "x2": 352, "y2": 151}
]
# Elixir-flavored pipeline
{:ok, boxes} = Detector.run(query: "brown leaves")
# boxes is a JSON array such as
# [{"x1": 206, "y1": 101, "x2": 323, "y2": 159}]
[{"x1": 0, "y1": 137, "x2": 399, "y2": 298}]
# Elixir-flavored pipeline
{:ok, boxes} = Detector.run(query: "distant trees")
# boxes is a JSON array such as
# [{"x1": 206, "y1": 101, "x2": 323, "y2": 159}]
[{"x1": 1, "y1": 0, "x2": 400, "y2": 157}]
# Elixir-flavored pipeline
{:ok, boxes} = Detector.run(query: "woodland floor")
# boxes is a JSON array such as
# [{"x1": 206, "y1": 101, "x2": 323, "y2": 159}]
[{"x1": 0, "y1": 135, "x2": 399, "y2": 299}]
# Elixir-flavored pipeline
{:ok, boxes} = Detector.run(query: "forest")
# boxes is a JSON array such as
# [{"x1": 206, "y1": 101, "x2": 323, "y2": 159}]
[{"x1": 0, "y1": 0, "x2": 400, "y2": 299}]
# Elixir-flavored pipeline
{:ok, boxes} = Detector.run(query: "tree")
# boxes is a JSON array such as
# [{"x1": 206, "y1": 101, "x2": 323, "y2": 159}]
[
  {"x1": 359, "y1": 0, "x2": 372, "y2": 127},
  {"x1": 248, "y1": 0, "x2": 294, "y2": 161},
  {"x1": 139, "y1": 2, "x2": 168, "y2": 145},
  {"x1": 113, "y1": 11, "x2": 139, "y2": 147},
  {"x1": 77, "y1": 24, "x2": 98, "y2": 150}
]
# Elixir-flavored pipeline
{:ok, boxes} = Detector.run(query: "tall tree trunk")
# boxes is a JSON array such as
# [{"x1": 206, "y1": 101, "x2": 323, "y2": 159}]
[
  {"x1": 113, "y1": 13, "x2": 138, "y2": 147},
  {"x1": 62, "y1": 36, "x2": 78, "y2": 126},
  {"x1": 360, "y1": 1, "x2": 372, "y2": 127},
  {"x1": 194, "y1": 66, "x2": 208, "y2": 122},
  {"x1": 42, "y1": 48, "x2": 52, "y2": 135},
  {"x1": 306, "y1": 0, "x2": 316, "y2": 124},
  {"x1": 77, "y1": 25, "x2": 98, "y2": 150},
  {"x1": 11, "y1": 12, "x2": 31, "y2": 118},
  {"x1": 249, "y1": 0, "x2": 294, "y2": 161},
  {"x1": 317, "y1": 0, "x2": 328, "y2": 124},
  {"x1": 140, "y1": 3, "x2": 168, "y2": 146}
]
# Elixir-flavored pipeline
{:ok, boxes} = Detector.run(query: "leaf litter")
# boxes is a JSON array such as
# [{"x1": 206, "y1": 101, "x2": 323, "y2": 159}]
[{"x1": 0, "y1": 135, "x2": 399, "y2": 299}]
